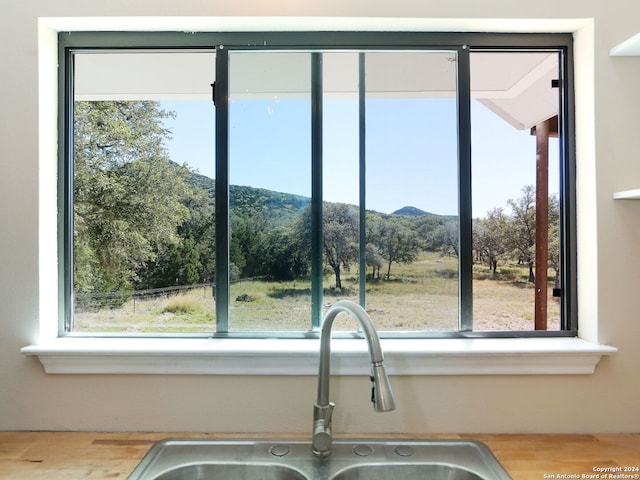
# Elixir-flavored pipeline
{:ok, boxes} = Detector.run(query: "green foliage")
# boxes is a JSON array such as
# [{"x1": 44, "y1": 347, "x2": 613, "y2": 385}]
[
  {"x1": 507, "y1": 184, "x2": 537, "y2": 266},
  {"x1": 139, "y1": 238, "x2": 202, "y2": 289},
  {"x1": 263, "y1": 222, "x2": 310, "y2": 280},
  {"x1": 472, "y1": 185, "x2": 560, "y2": 280},
  {"x1": 367, "y1": 214, "x2": 422, "y2": 280},
  {"x1": 174, "y1": 194, "x2": 216, "y2": 285},
  {"x1": 73, "y1": 101, "x2": 192, "y2": 293},
  {"x1": 231, "y1": 185, "x2": 309, "y2": 223},
  {"x1": 473, "y1": 207, "x2": 510, "y2": 273},
  {"x1": 547, "y1": 195, "x2": 561, "y2": 287},
  {"x1": 230, "y1": 211, "x2": 269, "y2": 278},
  {"x1": 322, "y1": 202, "x2": 360, "y2": 289}
]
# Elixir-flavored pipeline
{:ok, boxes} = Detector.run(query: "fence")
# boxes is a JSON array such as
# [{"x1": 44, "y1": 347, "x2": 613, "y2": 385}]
[
  {"x1": 74, "y1": 276, "x2": 268, "y2": 312},
  {"x1": 75, "y1": 283, "x2": 213, "y2": 312}
]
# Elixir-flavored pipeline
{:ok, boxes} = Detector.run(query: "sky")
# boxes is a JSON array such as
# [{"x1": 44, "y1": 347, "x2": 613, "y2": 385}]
[{"x1": 161, "y1": 97, "x2": 559, "y2": 218}]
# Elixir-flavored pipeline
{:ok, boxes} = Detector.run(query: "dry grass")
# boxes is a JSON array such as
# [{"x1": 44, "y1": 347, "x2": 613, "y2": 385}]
[
  {"x1": 73, "y1": 289, "x2": 215, "y2": 333},
  {"x1": 473, "y1": 278, "x2": 560, "y2": 331},
  {"x1": 74, "y1": 252, "x2": 561, "y2": 333}
]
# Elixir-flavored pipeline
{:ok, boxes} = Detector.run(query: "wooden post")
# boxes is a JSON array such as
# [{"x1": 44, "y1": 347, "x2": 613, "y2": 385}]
[{"x1": 534, "y1": 119, "x2": 550, "y2": 330}]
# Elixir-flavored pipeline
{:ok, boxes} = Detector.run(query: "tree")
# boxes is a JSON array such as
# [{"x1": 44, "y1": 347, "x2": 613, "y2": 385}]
[
  {"x1": 507, "y1": 185, "x2": 537, "y2": 281},
  {"x1": 370, "y1": 216, "x2": 421, "y2": 280},
  {"x1": 323, "y1": 202, "x2": 359, "y2": 289},
  {"x1": 473, "y1": 208, "x2": 509, "y2": 273},
  {"x1": 139, "y1": 181, "x2": 216, "y2": 288},
  {"x1": 428, "y1": 221, "x2": 459, "y2": 257},
  {"x1": 176, "y1": 192, "x2": 216, "y2": 284},
  {"x1": 364, "y1": 213, "x2": 385, "y2": 280},
  {"x1": 139, "y1": 238, "x2": 202, "y2": 288},
  {"x1": 442, "y1": 221, "x2": 459, "y2": 257},
  {"x1": 264, "y1": 222, "x2": 310, "y2": 281},
  {"x1": 547, "y1": 194, "x2": 561, "y2": 288},
  {"x1": 365, "y1": 244, "x2": 384, "y2": 280},
  {"x1": 417, "y1": 215, "x2": 448, "y2": 252},
  {"x1": 230, "y1": 210, "x2": 270, "y2": 278},
  {"x1": 73, "y1": 100, "x2": 193, "y2": 293}
]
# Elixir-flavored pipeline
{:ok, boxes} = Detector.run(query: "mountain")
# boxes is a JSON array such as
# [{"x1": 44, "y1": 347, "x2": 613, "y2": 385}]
[
  {"x1": 392, "y1": 206, "x2": 458, "y2": 224},
  {"x1": 393, "y1": 206, "x2": 430, "y2": 217},
  {"x1": 186, "y1": 168, "x2": 452, "y2": 225}
]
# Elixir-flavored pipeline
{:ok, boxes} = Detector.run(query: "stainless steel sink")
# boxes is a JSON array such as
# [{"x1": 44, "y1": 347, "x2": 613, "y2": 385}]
[
  {"x1": 152, "y1": 463, "x2": 308, "y2": 480},
  {"x1": 330, "y1": 464, "x2": 486, "y2": 480},
  {"x1": 128, "y1": 439, "x2": 512, "y2": 480}
]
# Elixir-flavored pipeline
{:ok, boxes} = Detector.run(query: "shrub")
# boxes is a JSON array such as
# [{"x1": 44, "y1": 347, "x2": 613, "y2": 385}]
[
  {"x1": 235, "y1": 293, "x2": 254, "y2": 302},
  {"x1": 162, "y1": 295, "x2": 202, "y2": 314}
]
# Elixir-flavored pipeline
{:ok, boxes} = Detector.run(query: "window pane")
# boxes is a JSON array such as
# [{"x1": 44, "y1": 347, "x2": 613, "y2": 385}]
[
  {"x1": 228, "y1": 51, "x2": 312, "y2": 331},
  {"x1": 72, "y1": 51, "x2": 216, "y2": 333},
  {"x1": 470, "y1": 51, "x2": 561, "y2": 331},
  {"x1": 364, "y1": 51, "x2": 459, "y2": 331},
  {"x1": 322, "y1": 52, "x2": 361, "y2": 325}
]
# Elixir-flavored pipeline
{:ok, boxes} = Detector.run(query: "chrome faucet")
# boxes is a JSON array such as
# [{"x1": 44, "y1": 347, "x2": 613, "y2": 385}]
[{"x1": 311, "y1": 300, "x2": 396, "y2": 457}]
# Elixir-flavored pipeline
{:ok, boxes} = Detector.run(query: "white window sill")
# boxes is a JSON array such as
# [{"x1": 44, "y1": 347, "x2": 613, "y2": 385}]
[{"x1": 21, "y1": 337, "x2": 617, "y2": 376}]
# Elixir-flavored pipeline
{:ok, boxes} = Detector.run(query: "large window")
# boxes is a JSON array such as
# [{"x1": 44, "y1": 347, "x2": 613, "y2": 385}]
[{"x1": 62, "y1": 32, "x2": 575, "y2": 337}]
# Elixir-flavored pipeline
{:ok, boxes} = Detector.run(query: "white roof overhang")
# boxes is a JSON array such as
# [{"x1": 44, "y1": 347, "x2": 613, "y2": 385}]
[{"x1": 74, "y1": 50, "x2": 559, "y2": 131}]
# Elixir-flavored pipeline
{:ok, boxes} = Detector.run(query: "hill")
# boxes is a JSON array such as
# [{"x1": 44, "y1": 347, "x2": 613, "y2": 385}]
[
  {"x1": 393, "y1": 205, "x2": 430, "y2": 217},
  {"x1": 187, "y1": 169, "x2": 454, "y2": 226},
  {"x1": 186, "y1": 170, "x2": 310, "y2": 224},
  {"x1": 393, "y1": 205, "x2": 456, "y2": 221}
]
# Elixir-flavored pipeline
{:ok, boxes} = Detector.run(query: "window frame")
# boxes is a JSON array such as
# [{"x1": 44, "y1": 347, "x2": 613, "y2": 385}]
[{"x1": 58, "y1": 31, "x2": 577, "y2": 339}]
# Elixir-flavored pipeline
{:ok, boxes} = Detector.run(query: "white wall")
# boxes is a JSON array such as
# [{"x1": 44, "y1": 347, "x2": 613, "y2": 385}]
[{"x1": 1, "y1": 0, "x2": 640, "y2": 434}]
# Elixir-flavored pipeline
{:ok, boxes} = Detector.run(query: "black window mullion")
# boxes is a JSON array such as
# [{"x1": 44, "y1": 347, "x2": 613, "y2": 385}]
[
  {"x1": 63, "y1": 48, "x2": 75, "y2": 335},
  {"x1": 311, "y1": 52, "x2": 324, "y2": 329},
  {"x1": 558, "y1": 45, "x2": 577, "y2": 333},
  {"x1": 358, "y1": 52, "x2": 367, "y2": 309},
  {"x1": 457, "y1": 45, "x2": 473, "y2": 332},
  {"x1": 215, "y1": 46, "x2": 230, "y2": 333}
]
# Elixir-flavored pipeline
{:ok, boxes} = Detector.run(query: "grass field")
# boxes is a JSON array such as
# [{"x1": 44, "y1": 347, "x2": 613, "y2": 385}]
[{"x1": 73, "y1": 252, "x2": 560, "y2": 334}]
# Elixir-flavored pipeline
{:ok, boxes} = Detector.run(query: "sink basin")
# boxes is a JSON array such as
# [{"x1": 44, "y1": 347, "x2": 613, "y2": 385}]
[
  {"x1": 128, "y1": 439, "x2": 512, "y2": 480},
  {"x1": 153, "y1": 463, "x2": 308, "y2": 480},
  {"x1": 331, "y1": 464, "x2": 484, "y2": 480}
]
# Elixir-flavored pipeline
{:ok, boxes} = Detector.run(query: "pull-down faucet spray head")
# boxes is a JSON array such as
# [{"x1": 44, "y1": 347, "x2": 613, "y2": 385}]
[{"x1": 371, "y1": 362, "x2": 396, "y2": 412}]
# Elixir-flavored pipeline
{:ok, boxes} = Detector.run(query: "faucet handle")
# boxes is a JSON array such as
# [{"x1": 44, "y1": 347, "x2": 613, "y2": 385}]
[
  {"x1": 312, "y1": 402, "x2": 335, "y2": 457},
  {"x1": 314, "y1": 402, "x2": 334, "y2": 423}
]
